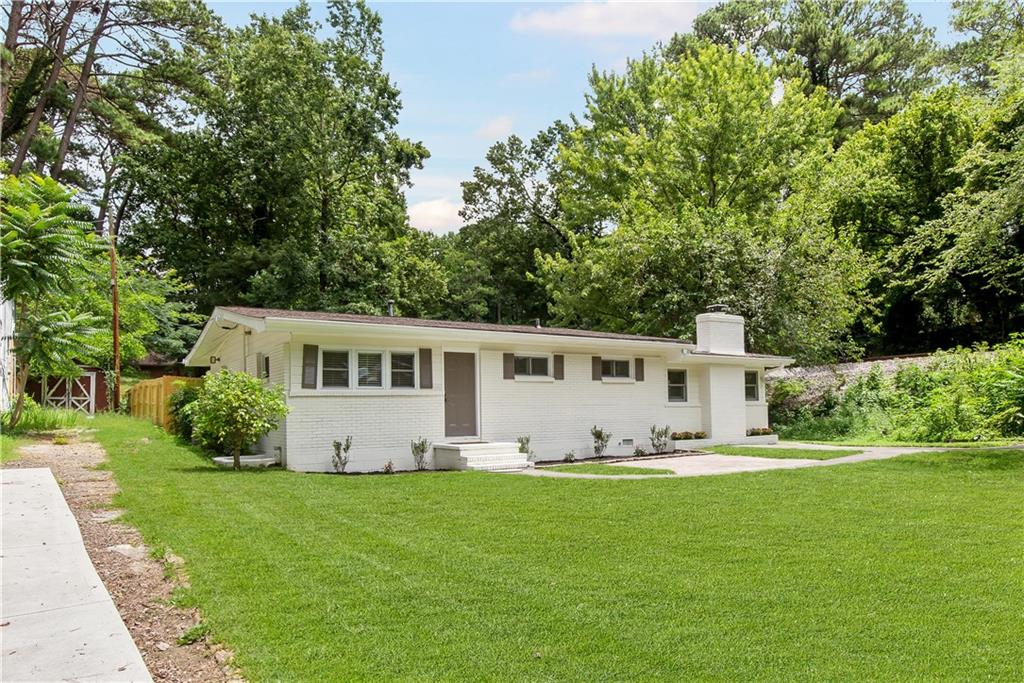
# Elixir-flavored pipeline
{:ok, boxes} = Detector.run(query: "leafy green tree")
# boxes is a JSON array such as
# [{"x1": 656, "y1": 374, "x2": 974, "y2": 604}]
[
  {"x1": 945, "y1": 0, "x2": 1024, "y2": 89},
  {"x1": 669, "y1": 0, "x2": 937, "y2": 136},
  {"x1": 540, "y1": 46, "x2": 865, "y2": 361},
  {"x1": 0, "y1": 175, "x2": 100, "y2": 428},
  {"x1": 119, "y1": 1, "x2": 431, "y2": 316},
  {"x1": 187, "y1": 369, "x2": 289, "y2": 470}
]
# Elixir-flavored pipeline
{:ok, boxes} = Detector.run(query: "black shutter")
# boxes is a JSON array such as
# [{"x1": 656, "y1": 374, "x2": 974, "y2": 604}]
[
  {"x1": 592, "y1": 356, "x2": 602, "y2": 381},
  {"x1": 301, "y1": 344, "x2": 318, "y2": 389},
  {"x1": 419, "y1": 348, "x2": 433, "y2": 389},
  {"x1": 635, "y1": 358, "x2": 645, "y2": 381},
  {"x1": 503, "y1": 353, "x2": 515, "y2": 380},
  {"x1": 553, "y1": 354, "x2": 564, "y2": 380}
]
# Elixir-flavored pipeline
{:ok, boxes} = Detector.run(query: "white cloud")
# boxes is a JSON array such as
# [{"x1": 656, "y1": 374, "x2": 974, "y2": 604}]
[
  {"x1": 408, "y1": 197, "x2": 464, "y2": 234},
  {"x1": 510, "y1": 1, "x2": 702, "y2": 40},
  {"x1": 475, "y1": 115, "x2": 515, "y2": 139}
]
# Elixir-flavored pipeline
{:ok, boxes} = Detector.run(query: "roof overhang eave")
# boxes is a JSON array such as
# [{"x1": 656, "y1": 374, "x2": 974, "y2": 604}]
[{"x1": 183, "y1": 308, "x2": 266, "y2": 366}]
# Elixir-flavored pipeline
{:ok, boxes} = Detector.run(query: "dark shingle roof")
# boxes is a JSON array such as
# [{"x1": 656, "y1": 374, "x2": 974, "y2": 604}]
[{"x1": 220, "y1": 306, "x2": 691, "y2": 345}]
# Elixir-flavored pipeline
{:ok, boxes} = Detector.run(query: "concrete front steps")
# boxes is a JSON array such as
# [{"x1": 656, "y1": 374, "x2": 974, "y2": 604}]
[{"x1": 433, "y1": 442, "x2": 533, "y2": 472}]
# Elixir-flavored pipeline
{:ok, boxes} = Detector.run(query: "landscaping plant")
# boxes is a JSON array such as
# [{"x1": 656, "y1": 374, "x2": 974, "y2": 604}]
[
  {"x1": 649, "y1": 424, "x2": 671, "y2": 453},
  {"x1": 516, "y1": 435, "x2": 535, "y2": 460},
  {"x1": 186, "y1": 369, "x2": 289, "y2": 470},
  {"x1": 591, "y1": 425, "x2": 611, "y2": 457},
  {"x1": 410, "y1": 437, "x2": 430, "y2": 470},
  {"x1": 563, "y1": 450, "x2": 576, "y2": 463},
  {"x1": 332, "y1": 436, "x2": 353, "y2": 473}
]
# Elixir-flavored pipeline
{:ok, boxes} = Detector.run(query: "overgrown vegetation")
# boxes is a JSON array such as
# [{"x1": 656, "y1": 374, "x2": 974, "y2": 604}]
[
  {"x1": 770, "y1": 337, "x2": 1024, "y2": 442},
  {"x1": 93, "y1": 414, "x2": 1023, "y2": 680},
  {"x1": 0, "y1": 396, "x2": 80, "y2": 434},
  {"x1": 168, "y1": 383, "x2": 201, "y2": 441}
]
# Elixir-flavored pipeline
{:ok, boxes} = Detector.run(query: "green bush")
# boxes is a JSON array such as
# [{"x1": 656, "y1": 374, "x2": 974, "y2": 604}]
[
  {"x1": 186, "y1": 370, "x2": 289, "y2": 469},
  {"x1": 0, "y1": 396, "x2": 80, "y2": 434},
  {"x1": 772, "y1": 336, "x2": 1024, "y2": 442},
  {"x1": 168, "y1": 383, "x2": 201, "y2": 441}
]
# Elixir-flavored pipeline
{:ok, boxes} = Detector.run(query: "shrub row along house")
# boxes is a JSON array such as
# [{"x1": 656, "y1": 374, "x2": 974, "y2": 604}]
[{"x1": 183, "y1": 306, "x2": 791, "y2": 471}]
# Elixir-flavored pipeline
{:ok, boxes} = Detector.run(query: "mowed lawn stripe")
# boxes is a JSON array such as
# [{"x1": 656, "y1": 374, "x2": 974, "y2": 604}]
[{"x1": 93, "y1": 416, "x2": 1024, "y2": 681}]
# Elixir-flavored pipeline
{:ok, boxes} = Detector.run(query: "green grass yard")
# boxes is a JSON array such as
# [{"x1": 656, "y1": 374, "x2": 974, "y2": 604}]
[
  {"x1": 93, "y1": 415, "x2": 1023, "y2": 680},
  {"x1": 541, "y1": 462, "x2": 674, "y2": 475},
  {"x1": 708, "y1": 445, "x2": 863, "y2": 460},
  {"x1": 0, "y1": 433, "x2": 29, "y2": 463}
]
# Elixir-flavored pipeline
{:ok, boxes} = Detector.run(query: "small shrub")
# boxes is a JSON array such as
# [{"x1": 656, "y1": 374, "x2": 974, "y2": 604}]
[
  {"x1": 671, "y1": 431, "x2": 693, "y2": 440},
  {"x1": 52, "y1": 434, "x2": 71, "y2": 445},
  {"x1": 633, "y1": 446, "x2": 648, "y2": 457},
  {"x1": 649, "y1": 424, "x2": 671, "y2": 453},
  {"x1": 563, "y1": 450, "x2": 576, "y2": 463},
  {"x1": 332, "y1": 436, "x2": 353, "y2": 473},
  {"x1": 187, "y1": 369, "x2": 289, "y2": 469},
  {"x1": 693, "y1": 431, "x2": 708, "y2": 439},
  {"x1": 516, "y1": 435, "x2": 535, "y2": 460},
  {"x1": 591, "y1": 425, "x2": 611, "y2": 457},
  {"x1": 168, "y1": 383, "x2": 201, "y2": 441},
  {"x1": 747, "y1": 427, "x2": 774, "y2": 436},
  {"x1": 383, "y1": 460, "x2": 395, "y2": 474},
  {"x1": 410, "y1": 437, "x2": 430, "y2": 470}
]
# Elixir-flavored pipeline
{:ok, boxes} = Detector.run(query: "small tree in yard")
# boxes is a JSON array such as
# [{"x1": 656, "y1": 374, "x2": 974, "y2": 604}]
[
  {"x1": 188, "y1": 370, "x2": 289, "y2": 470},
  {"x1": 591, "y1": 425, "x2": 611, "y2": 457},
  {"x1": 332, "y1": 436, "x2": 353, "y2": 473},
  {"x1": 650, "y1": 425, "x2": 671, "y2": 453},
  {"x1": 410, "y1": 437, "x2": 429, "y2": 470}
]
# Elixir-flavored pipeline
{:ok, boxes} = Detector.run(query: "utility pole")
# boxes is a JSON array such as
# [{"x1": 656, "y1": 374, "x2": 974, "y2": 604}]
[{"x1": 107, "y1": 212, "x2": 121, "y2": 412}]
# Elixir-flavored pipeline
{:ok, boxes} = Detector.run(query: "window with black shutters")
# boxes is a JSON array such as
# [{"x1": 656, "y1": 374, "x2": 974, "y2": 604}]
[
  {"x1": 601, "y1": 358, "x2": 631, "y2": 378},
  {"x1": 391, "y1": 352, "x2": 416, "y2": 388},
  {"x1": 322, "y1": 351, "x2": 349, "y2": 388},
  {"x1": 513, "y1": 355, "x2": 549, "y2": 377}
]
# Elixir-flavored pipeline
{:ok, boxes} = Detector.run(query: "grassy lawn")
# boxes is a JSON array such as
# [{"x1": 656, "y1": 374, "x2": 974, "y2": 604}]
[
  {"x1": 708, "y1": 445, "x2": 863, "y2": 460},
  {"x1": 541, "y1": 462, "x2": 674, "y2": 475},
  {"x1": 93, "y1": 415, "x2": 1023, "y2": 680},
  {"x1": 792, "y1": 438, "x2": 1021, "y2": 449},
  {"x1": 0, "y1": 433, "x2": 31, "y2": 463}
]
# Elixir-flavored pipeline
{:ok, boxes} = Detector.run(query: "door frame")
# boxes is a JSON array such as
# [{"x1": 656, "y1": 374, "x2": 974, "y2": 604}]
[{"x1": 441, "y1": 347, "x2": 480, "y2": 440}]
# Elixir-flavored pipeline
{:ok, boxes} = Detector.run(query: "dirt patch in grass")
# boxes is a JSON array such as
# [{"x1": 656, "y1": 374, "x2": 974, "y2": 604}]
[{"x1": 3, "y1": 439, "x2": 240, "y2": 682}]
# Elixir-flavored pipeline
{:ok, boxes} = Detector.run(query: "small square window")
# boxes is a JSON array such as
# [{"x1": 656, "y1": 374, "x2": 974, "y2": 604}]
[
  {"x1": 514, "y1": 355, "x2": 549, "y2": 377},
  {"x1": 668, "y1": 369, "x2": 687, "y2": 402},
  {"x1": 601, "y1": 359, "x2": 630, "y2": 378},
  {"x1": 358, "y1": 352, "x2": 383, "y2": 387},
  {"x1": 745, "y1": 371, "x2": 759, "y2": 401},
  {"x1": 322, "y1": 351, "x2": 349, "y2": 387},
  {"x1": 391, "y1": 352, "x2": 416, "y2": 388}
]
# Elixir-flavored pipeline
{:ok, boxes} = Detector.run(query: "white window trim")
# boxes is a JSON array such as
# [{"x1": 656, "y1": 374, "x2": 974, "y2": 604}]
[
  {"x1": 388, "y1": 348, "x2": 419, "y2": 390},
  {"x1": 667, "y1": 368, "x2": 688, "y2": 403},
  {"x1": 601, "y1": 355, "x2": 633, "y2": 383},
  {"x1": 513, "y1": 351, "x2": 554, "y2": 381},
  {"x1": 355, "y1": 349, "x2": 387, "y2": 390},
  {"x1": 744, "y1": 369, "x2": 762, "y2": 404},
  {"x1": 319, "y1": 347, "x2": 352, "y2": 390}
]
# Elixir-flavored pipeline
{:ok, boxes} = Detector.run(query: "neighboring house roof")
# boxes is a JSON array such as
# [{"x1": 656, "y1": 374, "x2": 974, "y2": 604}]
[{"x1": 218, "y1": 306, "x2": 692, "y2": 345}]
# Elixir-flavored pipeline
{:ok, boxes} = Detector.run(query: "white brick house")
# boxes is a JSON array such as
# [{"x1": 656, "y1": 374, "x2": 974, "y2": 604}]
[{"x1": 183, "y1": 306, "x2": 792, "y2": 472}]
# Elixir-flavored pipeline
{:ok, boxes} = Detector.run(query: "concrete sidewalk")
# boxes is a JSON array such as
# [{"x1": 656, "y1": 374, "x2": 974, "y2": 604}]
[{"x1": 1, "y1": 468, "x2": 151, "y2": 682}]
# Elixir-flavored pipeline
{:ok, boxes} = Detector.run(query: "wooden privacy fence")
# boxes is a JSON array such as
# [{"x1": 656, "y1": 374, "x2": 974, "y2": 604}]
[{"x1": 127, "y1": 375, "x2": 202, "y2": 430}]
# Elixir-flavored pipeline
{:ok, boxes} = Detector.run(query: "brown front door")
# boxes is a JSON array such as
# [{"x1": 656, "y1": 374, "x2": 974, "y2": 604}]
[{"x1": 444, "y1": 352, "x2": 477, "y2": 437}]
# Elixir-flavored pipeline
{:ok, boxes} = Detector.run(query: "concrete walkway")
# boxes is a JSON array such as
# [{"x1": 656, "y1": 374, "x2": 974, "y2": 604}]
[
  {"x1": 1, "y1": 468, "x2": 151, "y2": 682},
  {"x1": 523, "y1": 443, "x2": 953, "y2": 480}
]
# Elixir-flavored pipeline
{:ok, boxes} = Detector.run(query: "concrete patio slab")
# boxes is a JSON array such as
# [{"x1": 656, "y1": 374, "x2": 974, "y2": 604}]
[{"x1": 1, "y1": 468, "x2": 151, "y2": 682}]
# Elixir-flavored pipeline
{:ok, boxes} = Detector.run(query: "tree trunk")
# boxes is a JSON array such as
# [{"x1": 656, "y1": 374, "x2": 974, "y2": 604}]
[
  {"x1": 0, "y1": 0, "x2": 26, "y2": 135},
  {"x1": 318, "y1": 190, "x2": 329, "y2": 294},
  {"x1": 52, "y1": 0, "x2": 110, "y2": 178},
  {"x1": 6, "y1": 363, "x2": 31, "y2": 431},
  {"x1": 11, "y1": 1, "x2": 78, "y2": 175},
  {"x1": 232, "y1": 444, "x2": 241, "y2": 471}
]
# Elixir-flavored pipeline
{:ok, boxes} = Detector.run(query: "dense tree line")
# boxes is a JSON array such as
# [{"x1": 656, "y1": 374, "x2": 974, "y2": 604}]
[{"x1": 3, "y1": 0, "x2": 1022, "y2": 366}]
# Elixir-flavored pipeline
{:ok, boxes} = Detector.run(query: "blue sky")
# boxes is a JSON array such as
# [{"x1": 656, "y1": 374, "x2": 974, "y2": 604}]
[{"x1": 211, "y1": 1, "x2": 958, "y2": 232}]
